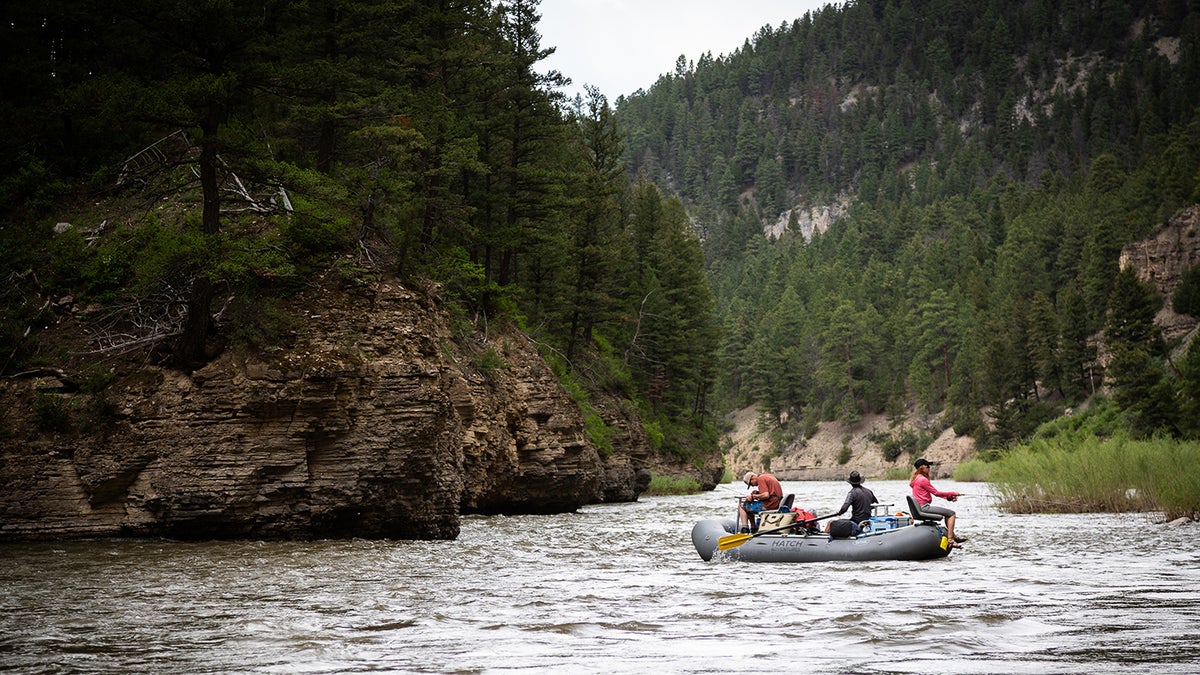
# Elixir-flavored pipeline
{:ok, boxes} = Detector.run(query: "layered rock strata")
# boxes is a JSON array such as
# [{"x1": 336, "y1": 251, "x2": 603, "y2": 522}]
[{"x1": 0, "y1": 275, "x2": 652, "y2": 541}]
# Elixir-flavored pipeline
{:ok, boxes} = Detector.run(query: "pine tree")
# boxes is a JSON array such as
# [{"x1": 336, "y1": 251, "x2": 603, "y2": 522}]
[
  {"x1": 1027, "y1": 291, "x2": 1063, "y2": 399},
  {"x1": 1104, "y1": 266, "x2": 1177, "y2": 435},
  {"x1": 816, "y1": 298, "x2": 881, "y2": 419},
  {"x1": 1108, "y1": 343, "x2": 1180, "y2": 437},
  {"x1": 481, "y1": 0, "x2": 568, "y2": 291},
  {"x1": 1175, "y1": 337, "x2": 1200, "y2": 439},
  {"x1": 1057, "y1": 283, "x2": 1098, "y2": 399},
  {"x1": 100, "y1": 0, "x2": 287, "y2": 367},
  {"x1": 712, "y1": 154, "x2": 739, "y2": 210},
  {"x1": 755, "y1": 153, "x2": 785, "y2": 217},
  {"x1": 907, "y1": 289, "x2": 960, "y2": 411},
  {"x1": 624, "y1": 184, "x2": 718, "y2": 420},
  {"x1": 561, "y1": 86, "x2": 627, "y2": 360},
  {"x1": 1105, "y1": 266, "x2": 1162, "y2": 351}
]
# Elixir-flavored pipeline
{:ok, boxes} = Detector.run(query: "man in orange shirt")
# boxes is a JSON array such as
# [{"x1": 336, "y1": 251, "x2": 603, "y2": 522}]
[{"x1": 738, "y1": 471, "x2": 783, "y2": 533}]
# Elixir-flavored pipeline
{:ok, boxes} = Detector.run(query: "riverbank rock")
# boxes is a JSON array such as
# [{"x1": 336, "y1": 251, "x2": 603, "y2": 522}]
[{"x1": 0, "y1": 273, "x2": 654, "y2": 541}]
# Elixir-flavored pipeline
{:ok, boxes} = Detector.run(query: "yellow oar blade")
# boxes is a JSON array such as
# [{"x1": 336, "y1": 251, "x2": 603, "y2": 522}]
[{"x1": 717, "y1": 532, "x2": 753, "y2": 551}]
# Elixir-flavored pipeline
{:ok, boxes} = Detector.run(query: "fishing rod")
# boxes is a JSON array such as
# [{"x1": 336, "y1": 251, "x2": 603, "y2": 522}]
[
  {"x1": 715, "y1": 483, "x2": 749, "y2": 496},
  {"x1": 1009, "y1": 496, "x2": 1089, "y2": 509},
  {"x1": 955, "y1": 493, "x2": 1086, "y2": 509}
]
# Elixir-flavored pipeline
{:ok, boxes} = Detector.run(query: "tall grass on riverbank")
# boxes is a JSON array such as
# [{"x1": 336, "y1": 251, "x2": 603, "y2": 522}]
[
  {"x1": 643, "y1": 474, "x2": 702, "y2": 496},
  {"x1": 990, "y1": 433, "x2": 1200, "y2": 520},
  {"x1": 952, "y1": 459, "x2": 992, "y2": 482}
]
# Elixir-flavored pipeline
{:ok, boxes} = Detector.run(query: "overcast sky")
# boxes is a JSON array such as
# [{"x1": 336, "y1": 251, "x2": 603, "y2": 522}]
[{"x1": 537, "y1": 0, "x2": 839, "y2": 102}]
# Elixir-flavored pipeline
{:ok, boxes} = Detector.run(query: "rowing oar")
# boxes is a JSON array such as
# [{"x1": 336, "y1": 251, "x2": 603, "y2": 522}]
[{"x1": 717, "y1": 512, "x2": 839, "y2": 551}]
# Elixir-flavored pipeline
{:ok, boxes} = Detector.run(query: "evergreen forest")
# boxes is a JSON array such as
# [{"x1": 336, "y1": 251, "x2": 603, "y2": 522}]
[
  {"x1": 0, "y1": 0, "x2": 719, "y2": 461},
  {"x1": 4, "y1": 0, "x2": 1200, "y2": 482},
  {"x1": 615, "y1": 0, "x2": 1200, "y2": 450}
]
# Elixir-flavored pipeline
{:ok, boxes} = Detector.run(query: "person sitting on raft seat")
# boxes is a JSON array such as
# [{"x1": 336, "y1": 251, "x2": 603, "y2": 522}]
[
  {"x1": 825, "y1": 470, "x2": 877, "y2": 537},
  {"x1": 738, "y1": 471, "x2": 783, "y2": 533},
  {"x1": 910, "y1": 458, "x2": 967, "y2": 545}
]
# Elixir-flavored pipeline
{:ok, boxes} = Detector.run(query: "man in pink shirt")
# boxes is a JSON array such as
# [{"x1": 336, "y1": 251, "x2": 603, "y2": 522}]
[{"x1": 910, "y1": 458, "x2": 967, "y2": 545}]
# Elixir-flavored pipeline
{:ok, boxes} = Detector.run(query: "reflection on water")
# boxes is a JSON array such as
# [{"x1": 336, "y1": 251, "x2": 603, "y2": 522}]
[{"x1": 2, "y1": 480, "x2": 1198, "y2": 674}]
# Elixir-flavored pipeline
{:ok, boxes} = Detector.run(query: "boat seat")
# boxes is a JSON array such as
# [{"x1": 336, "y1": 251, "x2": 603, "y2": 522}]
[
  {"x1": 779, "y1": 493, "x2": 795, "y2": 509},
  {"x1": 907, "y1": 495, "x2": 943, "y2": 522}
]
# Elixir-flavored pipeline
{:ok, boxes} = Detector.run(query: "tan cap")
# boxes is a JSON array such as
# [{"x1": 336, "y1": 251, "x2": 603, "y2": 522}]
[{"x1": 743, "y1": 471, "x2": 756, "y2": 485}]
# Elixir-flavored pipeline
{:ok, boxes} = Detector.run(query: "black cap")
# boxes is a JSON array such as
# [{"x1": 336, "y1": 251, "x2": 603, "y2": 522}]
[
  {"x1": 914, "y1": 458, "x2": 931, "y2": 469},
  {"x1": 848, "y1": 471, "x2": 863, "y2": 485}
]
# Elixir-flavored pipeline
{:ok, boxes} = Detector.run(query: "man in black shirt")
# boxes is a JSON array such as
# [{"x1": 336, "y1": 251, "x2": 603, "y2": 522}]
[{"x1": 826, "y1": 470, "x2": 877, "y2": 537}]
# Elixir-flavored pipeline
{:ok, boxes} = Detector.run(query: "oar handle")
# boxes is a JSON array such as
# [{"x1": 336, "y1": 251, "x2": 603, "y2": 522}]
[{"x1": 802, "y1": 512, "x2": 840, "y2": 524}]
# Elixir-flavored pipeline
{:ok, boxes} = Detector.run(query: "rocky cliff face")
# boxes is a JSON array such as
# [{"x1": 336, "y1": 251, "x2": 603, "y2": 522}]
[
  {"x1": 1119, "y1": 204, "x2": 1200, "y2": 350},
  {"x1": 0, "y1": 273, "x2": 652, "y2": 541}
]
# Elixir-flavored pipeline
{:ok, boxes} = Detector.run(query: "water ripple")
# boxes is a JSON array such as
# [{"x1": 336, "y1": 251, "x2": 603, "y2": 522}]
[{"x1": 2, "y1": 480, "x2": 1199, "y2": 674}]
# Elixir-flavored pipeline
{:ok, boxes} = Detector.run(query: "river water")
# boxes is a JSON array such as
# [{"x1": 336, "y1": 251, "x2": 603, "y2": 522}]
[{"x1": 2, "y1": 479, "x2": 1198, "y2": 674}]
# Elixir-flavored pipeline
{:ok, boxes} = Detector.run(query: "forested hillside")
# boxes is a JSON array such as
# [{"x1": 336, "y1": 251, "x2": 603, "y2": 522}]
[
  {"x1": 0, "y1": 1, "x2": 718, "y2": 463},
  {"x1": 616, "y1": 0, "x2": 1200, "y2": 448}
]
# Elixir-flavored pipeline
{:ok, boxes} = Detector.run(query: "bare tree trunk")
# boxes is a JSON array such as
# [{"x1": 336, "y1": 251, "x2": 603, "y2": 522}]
[
  {"x1": 199, "y1": 128, "x2": 221, "y2": 236},
  {"x1": 174, "y1": 120, "x2": 221, "y2": 368},
  {"x1": 174, "y1": 275, "x2": 213, "y2": 368}
]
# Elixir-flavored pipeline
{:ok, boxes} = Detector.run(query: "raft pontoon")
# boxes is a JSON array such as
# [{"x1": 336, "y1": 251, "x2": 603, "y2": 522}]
[{"x1": 691, "y1": 497, "x2": 952, "y2": 562}]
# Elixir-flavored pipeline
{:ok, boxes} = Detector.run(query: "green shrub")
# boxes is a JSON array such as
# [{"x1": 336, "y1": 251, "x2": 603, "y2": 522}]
[
  {"x1": 0, "y1": 155, "x2": 69, "y2": 214},
  {"x1": 331, "y1": 259, "x2": 376, "y2": 287},
  {"x1": 47, "y1": 226, "x2": 138, "y2": 301},
  {"x1": 583, "y1": 411, "x2": 614, "y2": 457},
  {"x1": 987, "y1": 398, "x2": 1063, "y2": 448},
  {"x1": 280, "y1": 212, "x2": 351, "y2": 261},
  {"x1": 212, "y1": 232, "x2": 298, "y2": 286},
  {"x1": 1029, "y1": 397, "x2": 1122, "y2": 440},
  {"x1": 644, "y1": 474, "x2": 702, "y2": 496},
  {"x1": 127, "y1": 219, "x2": 211, "y2": 292},
  {"x1": 761, "y1": 452, "x2": 773, "y2": 470},
  {"x1": 33, "y1": 393, "x2": 70, "y2": 431},
  {"x1": 643, "y1": 419, "x2": 665, "y2": 452},
  {"x1": 473, "y1": 346, "x2": 507, "y2": 373},
  {"x1": 873, "y1": 430, "x2": 905, "y2": 461},
  {"x1": 952, "y1": 458, "x2": 991, "y2": 482},
  {"x1": 227, "y1": 294, "x2": 300, "y2": 351},
  {"x1": 81, "y1": 365, "x2": 116, "y2": 394},
  {"x1": 555, "y1": 365, "x2": 614, "y2": 457},
  {"x1": 77, "y1": 393, "x2": 117, "y2": 432},
  {"x1": 870, "y1": 426, "x2": 938, "y2": 462},
  {"x1": 947, "y1": 404, "x2": 984, "y2": 437}
]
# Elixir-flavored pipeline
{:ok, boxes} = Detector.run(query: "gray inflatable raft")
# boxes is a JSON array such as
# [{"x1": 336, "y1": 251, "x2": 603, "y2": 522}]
[{"x1": 691, "y1": 517, "x2": 952, "y2": 562}]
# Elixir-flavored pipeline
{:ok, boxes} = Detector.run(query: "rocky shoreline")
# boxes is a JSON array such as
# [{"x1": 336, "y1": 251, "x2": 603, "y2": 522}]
[{"x1": 0, "y1": 274, "x2": 669, "y2": 541}]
